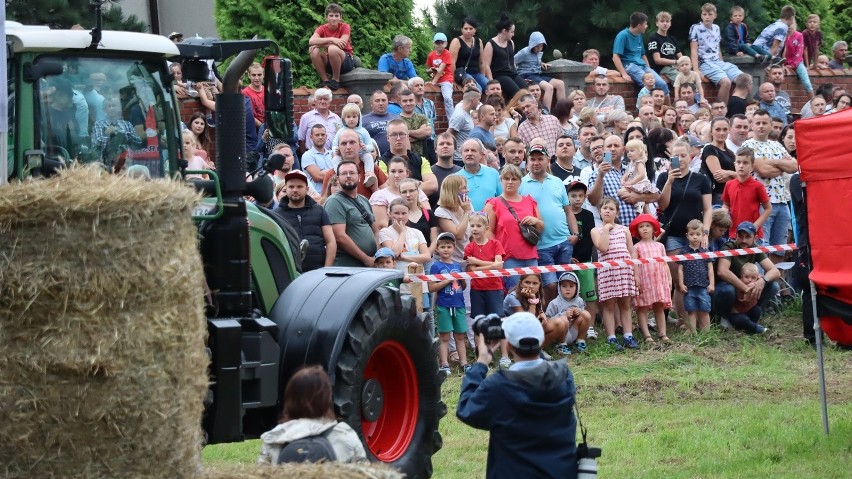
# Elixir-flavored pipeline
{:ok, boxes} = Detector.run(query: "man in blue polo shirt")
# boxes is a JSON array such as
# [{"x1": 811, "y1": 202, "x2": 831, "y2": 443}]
[
  {"x1": 454, "y1": 138, "x2": 501, "y2": 212},
  {"x1": 612, "y1": 12, "x2": 669, "y2": 94},
  {"x1": 520, "y1": 140, "x2": 579, "y2": 305}
]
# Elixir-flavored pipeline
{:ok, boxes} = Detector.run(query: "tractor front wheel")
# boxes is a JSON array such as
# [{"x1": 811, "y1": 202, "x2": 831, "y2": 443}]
[{"x1": 334, "y1": 287, "x2": 446, "y2": 479}]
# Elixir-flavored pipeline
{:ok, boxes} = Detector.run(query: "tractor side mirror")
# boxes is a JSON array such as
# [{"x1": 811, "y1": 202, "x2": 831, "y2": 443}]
[
  {"x1": 24, "y1": 60, "x2": 64, "y2": 82},
  {"x1": 263, "y1": 58, "x2": 294, "y2": 140}
]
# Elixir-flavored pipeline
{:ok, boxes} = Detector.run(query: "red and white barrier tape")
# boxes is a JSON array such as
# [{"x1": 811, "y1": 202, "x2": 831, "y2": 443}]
[{"x1": 410, "y1": 243, "x2": 797, "y2": 282}]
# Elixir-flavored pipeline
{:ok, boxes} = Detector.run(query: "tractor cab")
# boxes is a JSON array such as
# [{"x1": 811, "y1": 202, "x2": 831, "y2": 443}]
[{"x1": 5, "y1": 22, "x2": 182, "y2": 180}]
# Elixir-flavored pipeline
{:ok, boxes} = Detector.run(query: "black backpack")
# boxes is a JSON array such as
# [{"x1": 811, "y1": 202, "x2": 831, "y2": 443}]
[{"x1": 276, "y1": 426, "x2": 337, "y2": 464}]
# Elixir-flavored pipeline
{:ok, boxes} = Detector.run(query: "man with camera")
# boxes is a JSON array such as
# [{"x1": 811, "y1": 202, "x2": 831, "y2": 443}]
[{"x1": 456, "y1": 312, "x2": 579, "y2": 479}]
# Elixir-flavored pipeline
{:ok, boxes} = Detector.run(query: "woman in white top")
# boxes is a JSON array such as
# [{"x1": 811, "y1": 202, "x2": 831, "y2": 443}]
[
  {"x1": 434, "y1": 175, "x2": 472, "y2": 265},
  {"x1": 485, "y1": 95, "x2": 517, "y2": 140},
  {"x1": 369, "y1": 156, "x2": 430, "y2": 229},
  {"x1": 258, "y1": 366, "x2": 366, "y2": 465}
]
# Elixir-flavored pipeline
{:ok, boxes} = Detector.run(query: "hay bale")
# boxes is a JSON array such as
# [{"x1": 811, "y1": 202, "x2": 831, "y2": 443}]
[
  {"x1": 202, "y1": 463, "x2": 403, "y2": 479},
  {"x1": 0, "y1": 166, "x2": 207, "y2": 478}
]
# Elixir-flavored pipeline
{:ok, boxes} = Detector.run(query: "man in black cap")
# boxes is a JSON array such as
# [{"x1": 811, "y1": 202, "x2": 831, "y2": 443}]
[
  {"x1": 275, "y1": 170, "x2": 336, "y2": 272},
  {"x1": 714, "y1": 221, "x2": 781, "y2": 323},
  {"x1": 457, "y1": 312, "x2": 578, "y2": 479}
]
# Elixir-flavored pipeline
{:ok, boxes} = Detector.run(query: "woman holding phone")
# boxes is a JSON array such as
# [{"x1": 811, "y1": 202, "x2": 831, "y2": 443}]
[
  {"x1": 656, "y1": 138, "x2": 713, "y2": 320},
  {"x1": 483, "y1": 164, "x2": 543, "y2": 291}
]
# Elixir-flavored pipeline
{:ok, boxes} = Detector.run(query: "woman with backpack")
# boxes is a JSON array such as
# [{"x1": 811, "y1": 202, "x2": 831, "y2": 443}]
[{"x1": 257, "y1": 366, "x2": 366, "y2": 465}]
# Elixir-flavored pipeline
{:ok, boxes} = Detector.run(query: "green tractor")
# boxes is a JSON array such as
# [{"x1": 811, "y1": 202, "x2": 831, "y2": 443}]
[{"x1": 4, "y1": 18, "x2": 445, "y2": 478}]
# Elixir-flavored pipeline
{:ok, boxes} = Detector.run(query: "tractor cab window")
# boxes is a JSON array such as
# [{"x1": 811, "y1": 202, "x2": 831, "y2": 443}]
[{"x1": 36, "y1": 56, "x2": 178, "y2": 178}]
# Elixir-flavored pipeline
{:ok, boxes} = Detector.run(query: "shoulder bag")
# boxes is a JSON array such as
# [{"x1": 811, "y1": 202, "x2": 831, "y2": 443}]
[
  {"x1": 454, "y1": 37, "x2": 475, "y2": 86},
  {"x1": 500, "y1": 196, "x2": 540, "y2": 246}
]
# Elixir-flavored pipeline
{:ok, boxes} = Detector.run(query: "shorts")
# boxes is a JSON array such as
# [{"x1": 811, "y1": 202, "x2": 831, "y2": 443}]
[
  {"x1": 665, "y1": 235, "x2": 689, "y2": 252},
  {"x1": 470, "y1": 289, "x2": 504, "y2": 318},
  {"x1": 521, "y1": 73, "x2": 553, "y2": 84},
  {"x1": 538, "y1": 240, "x2": 574, "y2": 286},
  {"x1": 325, "y1": 53, "x2": 355, "y2": 75},
  {"x1": 684, "y1": 286, "x2": 711, "y2": 312},
  {"x1": 574, "y1": 268, "x2": 598, "y2": 302},
  {"x1": 435, "y1": 305, "x2": 467, "y2": 334},
  {"x1": 564, "y1": 325, "x2": 579, "y2": 344},
  {"x1": 699, "y1": 60, "x2": 742, "y2": 85}
]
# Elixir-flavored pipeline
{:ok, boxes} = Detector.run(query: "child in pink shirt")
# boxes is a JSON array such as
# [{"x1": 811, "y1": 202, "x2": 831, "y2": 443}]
[{"x1": 785, "y1": 21, "x2": 814, "y2": 98}]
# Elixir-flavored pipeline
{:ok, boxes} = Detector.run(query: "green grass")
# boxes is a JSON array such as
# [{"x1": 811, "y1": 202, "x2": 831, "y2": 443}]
[{"x1": 203, "y1": 310, "x2": 852, "y2": 478}]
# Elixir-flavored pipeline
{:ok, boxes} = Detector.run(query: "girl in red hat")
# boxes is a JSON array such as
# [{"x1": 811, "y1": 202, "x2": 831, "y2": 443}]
[{"x1": 629, "y1": 214, "x2": 672, "y2": 343}]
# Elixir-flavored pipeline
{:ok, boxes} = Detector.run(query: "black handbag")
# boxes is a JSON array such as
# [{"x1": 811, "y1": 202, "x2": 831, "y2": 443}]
[
  {"x1": 500, "y1": 197, "x2": 541, "y2": 246},
  {"x1": 454, "y1": 37, "x2": 475, "y2": 86}
]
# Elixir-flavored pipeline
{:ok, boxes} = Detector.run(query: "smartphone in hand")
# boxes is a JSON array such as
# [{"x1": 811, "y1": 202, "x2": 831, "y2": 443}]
[
  {"x1": 458, "y1": 192, "x2": 468, "y2": 203},
  {"x1": 670, "y1": 156, "x2": 680, "y2": 169},
  {"x1": 603, "y1": 152, "x2": 613, "y2": 164}
]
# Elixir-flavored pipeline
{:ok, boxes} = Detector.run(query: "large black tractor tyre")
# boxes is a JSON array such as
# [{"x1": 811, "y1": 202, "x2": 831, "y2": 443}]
[
  {"x1": 271, "y1": 269, "x2": 446, "y2": 478},
  {"x1": 334, "y1": 287, "x2": 446, "y2": 479}
]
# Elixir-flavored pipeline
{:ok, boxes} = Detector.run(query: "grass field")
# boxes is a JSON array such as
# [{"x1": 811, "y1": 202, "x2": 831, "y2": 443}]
[{"x1": 203, "y1": 307, "x2": 852, "y2": 478}]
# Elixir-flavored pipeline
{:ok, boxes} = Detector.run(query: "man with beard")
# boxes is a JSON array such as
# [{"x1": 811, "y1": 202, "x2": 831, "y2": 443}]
[
  {"x1": 275, "y1": 170, "x2": 336, "y2": 271},
  {"x1": 324, "y1": 158, "x2": 379, "y2": 267},
  {"x1": 502, "y1": 137, "x2": 527, "y2": 174},
  {"x1": 429, "y1": 133, "x2": 461, "y2": 209}
]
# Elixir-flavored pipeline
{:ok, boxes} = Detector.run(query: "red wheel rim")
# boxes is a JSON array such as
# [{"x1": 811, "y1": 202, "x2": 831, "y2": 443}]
[{"x1": 361, "y1": 339, "x2": 419, "y2": 462}]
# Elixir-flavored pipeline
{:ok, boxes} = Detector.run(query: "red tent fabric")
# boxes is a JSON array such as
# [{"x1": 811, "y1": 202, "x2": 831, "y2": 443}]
[{"x1": 796, "y1": 108, "x2": 852, "y2": 345}]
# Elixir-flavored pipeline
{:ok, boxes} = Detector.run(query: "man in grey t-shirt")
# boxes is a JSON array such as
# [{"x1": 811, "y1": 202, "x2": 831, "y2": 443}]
[
  {"x1": 448, "y1": 87, "x2": 481, "y2": 164},
  {"x1": 324, "y1": 158, "x2": 379, "y2": 267}
]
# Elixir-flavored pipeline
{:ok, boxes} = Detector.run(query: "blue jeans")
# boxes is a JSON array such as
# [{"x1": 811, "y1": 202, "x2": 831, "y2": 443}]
[
  {"x1": 464, "y1": 72, "x2": 489, "y2": 93},
  {"x1": 729, "y1": 306, "x2": 765, "y2": 334},
  {"x1": 503, "y1": 257, "x2": 538, "y2": 292},
  {"x1": 794, "y1": 63, "x2": 814, "y2": 93},
  {"x1": 761, "y1": 202, "x2": 791, "y2": 256},
  {"x1": 624, "y1": 62, "x2": 669, "y2": 95},
  {"x1": 713, "y1": 280, "x2": 780, "y2": 319},
  {"x1": 738, "y1": 44, "x2": 770, "y2": 58},
  {"x1": 537, "y1": 240, "x2": 574, "y2": 286}
]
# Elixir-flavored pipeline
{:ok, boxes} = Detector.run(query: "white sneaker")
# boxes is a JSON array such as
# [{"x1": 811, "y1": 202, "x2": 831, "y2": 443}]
[
  {"x1": 719, "y1": 318, "x2": 732, "y2": 330},
  {"x1": 364, "y1": 174, "x2": 377, "y2": 188},
  {"x1": 648, "y1": 315, "x2": 657, "y2": 331},
  {"x1": 499, "y1": 357, "x2": 512, "y2": 369},
  {"x1": 586, "y1": 326, "x2": 598, "y2": 340}
]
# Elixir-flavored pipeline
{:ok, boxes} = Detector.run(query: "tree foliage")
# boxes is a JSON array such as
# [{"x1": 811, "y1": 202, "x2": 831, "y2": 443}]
[
  {"x1": 6, "y1": 0, "x2": 147, "y2": 31},
  {"x1": 215, "y1": 0, "x2": 430, "y2": 87},
  {"x1": 432, "y1": 0, "x2": 840, "y2": 66}
]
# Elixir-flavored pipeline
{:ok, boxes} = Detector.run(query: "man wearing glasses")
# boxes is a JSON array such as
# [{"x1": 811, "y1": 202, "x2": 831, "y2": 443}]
[
  {"x1": 710, "y1": 101, "x2": 728, "y2": 118},
  {"x1": 379, "y1": 120, "x2": 438, "y2": 197},
  {"x1": 324, "y1": 147, "x2": 380, "y2": 267}
]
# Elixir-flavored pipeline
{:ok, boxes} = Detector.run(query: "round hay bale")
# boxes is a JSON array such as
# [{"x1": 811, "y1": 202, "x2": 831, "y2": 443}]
[
  {"x1": 0, "y1": 166, "x2": 207, "y2": 478},
  {"x1": 202, "y1": 463, "x2": 403, "y2": 479}
]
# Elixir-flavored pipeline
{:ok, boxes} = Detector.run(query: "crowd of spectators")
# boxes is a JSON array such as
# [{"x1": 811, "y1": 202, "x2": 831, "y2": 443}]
[{"x1": 169, "y1": 3, "x2": 847, "y2": 371}]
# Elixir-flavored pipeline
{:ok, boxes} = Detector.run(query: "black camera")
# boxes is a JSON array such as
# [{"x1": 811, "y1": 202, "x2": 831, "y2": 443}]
[{"x1": 472, "y1": 314, "x2": 504, "y2": 341}]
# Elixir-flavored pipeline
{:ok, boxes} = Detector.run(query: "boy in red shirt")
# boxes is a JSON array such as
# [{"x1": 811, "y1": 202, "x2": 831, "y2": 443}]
[
  {"x1": 722, "y1": 146, "x2": 772, "y2": 239},
  {"x1": 308, "y1": 3, "x2": 355, "y2": 91},
  {"x1": 426, "y1": 32, "x2": 455, "y2": 121}
]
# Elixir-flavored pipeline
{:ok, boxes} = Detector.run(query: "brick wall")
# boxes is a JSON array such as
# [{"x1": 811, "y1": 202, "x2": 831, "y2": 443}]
[{"x1": 178, "y1": 68, "x2": 852, "y2": 136}]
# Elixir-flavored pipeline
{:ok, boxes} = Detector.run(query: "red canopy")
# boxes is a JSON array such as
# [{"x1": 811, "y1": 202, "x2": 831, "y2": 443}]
[
  {"x1": 796, "y1": 109, "x2": 852, "y2": 344},
  {"x1": 797, "y1": 107, "x2": 852, "y2": 182}
]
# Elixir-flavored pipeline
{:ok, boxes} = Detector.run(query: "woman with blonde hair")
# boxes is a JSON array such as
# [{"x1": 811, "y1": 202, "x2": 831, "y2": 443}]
[{"x1": 435, "y1": 175, "x2": 473, "y2": 264}]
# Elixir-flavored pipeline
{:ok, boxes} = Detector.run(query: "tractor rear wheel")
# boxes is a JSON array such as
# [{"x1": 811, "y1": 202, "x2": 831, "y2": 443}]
[{"x1": 333, "y1": 287, "x2": 446, "y2": 479}]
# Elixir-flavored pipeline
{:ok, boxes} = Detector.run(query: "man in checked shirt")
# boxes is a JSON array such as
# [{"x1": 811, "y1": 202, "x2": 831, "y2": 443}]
[{"x1": 91, "y1": 97, "x2": 143, "y2": 170}]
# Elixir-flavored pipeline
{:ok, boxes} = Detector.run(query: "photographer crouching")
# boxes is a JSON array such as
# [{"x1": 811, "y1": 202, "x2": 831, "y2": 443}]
[{"x1": 456, "y1": 312, "x2": 579, "y2": 479}]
